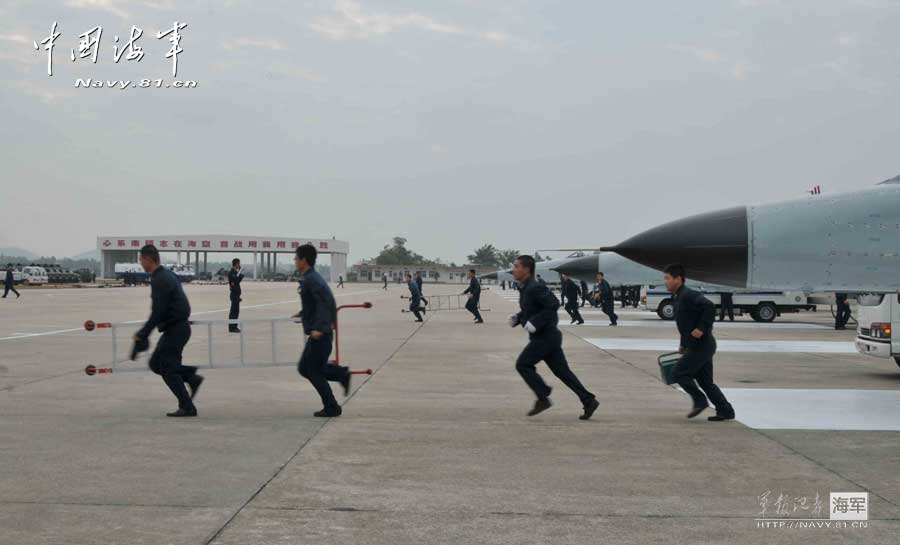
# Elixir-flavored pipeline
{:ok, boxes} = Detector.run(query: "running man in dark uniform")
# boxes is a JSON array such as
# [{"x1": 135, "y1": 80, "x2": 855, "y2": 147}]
[
  {"x1": 508, "y1": 255, "x2": 599, "y2": 420},
  {"x1": 294, "y1": 244, "x2": 350, "y2": 417},
  {"x1": 134, "y1": 245, "x2": 203, "y2": 417}
]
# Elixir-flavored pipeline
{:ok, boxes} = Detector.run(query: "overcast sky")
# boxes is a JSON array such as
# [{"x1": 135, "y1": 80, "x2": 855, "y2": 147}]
[{"x1": 2, "y1": 0, "x2": 900, "y2": 263}]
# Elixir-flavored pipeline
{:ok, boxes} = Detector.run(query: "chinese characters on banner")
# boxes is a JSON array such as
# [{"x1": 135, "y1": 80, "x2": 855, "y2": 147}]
[{"x1": 103, "y1": 239, "x2": 333, "y2": 251}]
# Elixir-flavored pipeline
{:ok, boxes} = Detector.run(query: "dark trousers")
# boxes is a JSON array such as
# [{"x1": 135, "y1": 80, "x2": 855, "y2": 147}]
[
  {"x1": 298, "y1": 333, "x2": 346, "y2": 409},
  {"x1": 516, "y1": 329, "x2": 595, "y2": 404},
  {"x1": 719, "y1": 295, "x2": 734, "y2": 321},
  {"x1": 601, "y1": 301, "x2": 618, "y2": 324},
  {"x1": 228, "y1": 295, "x2": 240, "y2": 330},
  {"x1": 148, "y1": 322, "x2": 197, "y2": 411},
  {"x1": 465, "y1": 298, "x2": 482, "y2": 321},
  {"x1": 835, "y1": 304, "x2": 851, "y2": 329},
  {"x1": 409, "y1": 299, "x2": 423, "y2": 321},
  {"x1": 565, "y1": 301, "x2": 583, "y2": 323},
  {"x1": 671, "y1": 339, "x2": 733, "y2": 415},
  {"x1": 2, "y1": 284, "x2": 19, "y2": 297}
]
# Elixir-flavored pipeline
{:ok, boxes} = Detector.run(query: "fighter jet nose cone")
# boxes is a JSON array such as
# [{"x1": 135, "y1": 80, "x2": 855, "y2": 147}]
[
  {"x1": 481, "y1": 271, "x2": 499, "y2": 280},
  {"x1": 613, "y1": 206, "x2": 749, "y2": 287},
  {"x1": 550, "y1": 255, "x2": 598, "y2": 276}
]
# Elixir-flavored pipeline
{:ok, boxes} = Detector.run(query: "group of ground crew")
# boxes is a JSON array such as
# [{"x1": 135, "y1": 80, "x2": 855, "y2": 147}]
[{"x1": 131, "y1": 246, "x2": 734, "y2": 424}]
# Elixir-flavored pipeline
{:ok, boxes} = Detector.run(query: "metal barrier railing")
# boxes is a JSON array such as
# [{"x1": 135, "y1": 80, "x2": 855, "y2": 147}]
[{"x1": 82, "y1": 302, "x2": 374, "y2": 375}]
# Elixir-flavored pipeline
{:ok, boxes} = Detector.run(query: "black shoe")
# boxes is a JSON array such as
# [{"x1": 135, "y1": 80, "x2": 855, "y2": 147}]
[
  {"x1": 166, "y1": 408, "x2": 197, "y2": 417},
  {"x1": 415, "y1": 318, "x2": 424, "y2": 322},
  {"x1": 577, "y1": 320, "x2": 585, "y2": 325},
  {"x1": 570, "y1": 319, "x2": 576, "y2": 324},
  {"x1": 609, "y1": 323, "x2": 617, "y2": 327},
  {"x1": 708, "y1": 414, "x2": 735, "y2": 422},
  {"x1": 474, "y1": 319, "x2": 484, "y2": 324},
  {"x1": 188, "y1": 375, "x2": 204, "y2": 399},
  {"x1": 340, "y1": 373, "x2": 351, "y2": 397},
  {"x1": 580, "y1": 398, "x2": 599, "y2": 420},
  {"x1": 314, "y1": 406, "x2": 342, "y2": 417},
  {"x1": 527, "y1": 398, "x2": 553, "y2": 416},
  {"x1": 687, "y1": 405, "x2": 708, "y2": 419},
  {"x1": 229, "y1": 327, "x2": 241, "y2": 333}
]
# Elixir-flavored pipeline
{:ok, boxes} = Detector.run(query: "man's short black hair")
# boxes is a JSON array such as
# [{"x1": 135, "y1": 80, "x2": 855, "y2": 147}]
[
  {"x1": 469, "y1": 269, "x2": 476, "y2": 274},
  {"x1": 140, "y1": 244, "x2": 160, "y2": 263},
  {"x1": 663, "y1": 263, "x2": 686, "y2": 281},
  {"x1": 598, "y1": 271, "x2": 604, "y2": 277},
  {"x1": 516, "y1": 255, "x2": 535, "y2": 275},
  {"x1": 232, "y1": 258, "x2": 240, "y2": 266},
  {"x1": 405, "y1": 273, "x2": 412, "y2": 279},
  {"x1": 296, "y1": 244, "x2": 317, "y2": 266}
]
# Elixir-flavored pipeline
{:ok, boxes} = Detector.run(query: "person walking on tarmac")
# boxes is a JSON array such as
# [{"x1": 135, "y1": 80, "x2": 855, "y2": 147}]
[
  {"x1": 383, "y1": 274, "x2": 388, "y2": 290},
  {"x1": 293, "y1": 244, "x2": 351, "y2": 418},
  {"x1": 507, "y1": 255, "x2": 599, "y2": 419},
  {"x1": 3, "y1": 266, "x2": 20, "y2": 299},
  {"x1": 337, "y1": 275, "x2": 345, "y2": 288},
  {"x1": 718, "y1": 291, "x2": 734, "y2": 322},
  {"x1": 834, "y1": 293, "x2": 852, "y2": 330},
  {"x1": 406, "y1": 273, "x2": 424, "y2": 322},
  {"x1": 579, "y1": 279, "x2": 590, "y2": 308},
  {"x1": 595, "y1": 272, "x2": 618, "y2": 326},
  {"x1": 560, "y1": 273, "x2": 584, "y2": 325},
  {"x1": 414, "y1": 271, "x2": 428, "y2": 310},
  {"x1": 463, "y1": 269, "x2": 484, "y2": 323},
  {"x1": 227, "y1": 258, "x2": 244, "y2": 333},
  {"x1": 133, "y1": 245, "x2": 203, "y2": 417},
  {"x1": 665, "y1": 264, "x2": 735, "y2": 422}
]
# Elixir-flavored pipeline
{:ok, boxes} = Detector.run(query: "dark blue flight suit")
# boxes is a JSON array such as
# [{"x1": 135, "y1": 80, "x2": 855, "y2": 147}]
[
  {"x1": 671, "y1": 285, "x2": 734, "y2": 417},
  {"x1": 561, "y1": 278, "x2": 584, "y2": 324},
  {"x1": 228, "y1": 267, "x2": 243, "y2": 332},
  {"x1": 297, "y1": 268, "x2": 348, "y2": 412},
  {"x1": 835, "y1": 293, "x2": 851, "y2": 330},
  {"x1": 463, "y1": 276, "x2": 483, "y2": 322},
  {"x1": 415, "y1": 274, "x2": 428, "y2": 309},
  {"x1": 580, "y1": 280, "x2": 589, "y2": 308},
  {"x1": 512, "y1": 277, "x2": 596, "y2": 406},
  {"x1": 3, "y1": 269, "x2": 19, "y2": 298},
  {"x1": 718, "y1": 291, "x2": 734, "y2": 322},
  {"x1": 598, "y1": 278, "x2": 618, "y2": 325},
  {"x1": 137, "y1": 266, "x2": 199, "y2": 413},
  {"x1": 408, "y1": 280, "x2": 423, "y2": 321}
]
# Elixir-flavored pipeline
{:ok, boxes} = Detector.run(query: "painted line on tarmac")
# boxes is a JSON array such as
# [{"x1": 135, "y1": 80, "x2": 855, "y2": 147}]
[
  {"x1": 0, "y1": 290, "x2": 383, "y2": 342},
  {"x1": 584, "y1": 338, "x2": 856, "y2": 353},
  {"x1": 566, "y1": 320, "x2": 830, "y2": 330}
]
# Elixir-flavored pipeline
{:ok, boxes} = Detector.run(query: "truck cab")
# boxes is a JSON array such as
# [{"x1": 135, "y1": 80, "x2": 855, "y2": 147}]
[
  {"x1": 21, "y1": 266, "x2": 48, "y2": 285},
  {"x1": 855, "y1": 293, "x2": 900, "y2": 367}
]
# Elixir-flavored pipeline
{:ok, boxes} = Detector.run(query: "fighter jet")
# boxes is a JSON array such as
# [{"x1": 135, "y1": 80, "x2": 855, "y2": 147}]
[
  {"x1": 593, "y1": 174, "x2": 900, "y2": 293},
  {"x1": 551, "y1": 251, "x2": 751, "y2": 292},
  {"x1": 481, "y1": 252, "x2": 589, "y2": 285}
]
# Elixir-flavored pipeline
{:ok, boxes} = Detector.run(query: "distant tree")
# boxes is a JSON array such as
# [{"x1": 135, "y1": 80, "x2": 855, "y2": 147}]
[
  {"x1": 374, "y1": 237, "x2": 434, "y2": 265},
  {"x1": 468, "y1": 244, "x2": 500, "y2": 268},
  {"x1": 497, "y1": 249, "x2": 520, "y2": 269}
]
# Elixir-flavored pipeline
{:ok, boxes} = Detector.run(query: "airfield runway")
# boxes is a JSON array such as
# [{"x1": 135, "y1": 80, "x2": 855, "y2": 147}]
[{"x1": 1, "y1": 282, "x2": 899, "y2": 544}]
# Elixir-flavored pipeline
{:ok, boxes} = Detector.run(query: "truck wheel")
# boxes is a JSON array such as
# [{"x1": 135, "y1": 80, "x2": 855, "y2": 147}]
[
  {"x1": 755, "y1": 302, "x2": 777, "y2": 323},
  {"x1": 657, "y1": 299, "x2": 676, "y2": 320}
]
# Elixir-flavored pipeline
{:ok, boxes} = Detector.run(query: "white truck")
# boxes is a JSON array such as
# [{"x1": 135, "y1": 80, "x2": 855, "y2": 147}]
[
  {"x1": 644, "y1": 288, "x2": 814, "y2": 322},
  {"x1": 855, "y1": 293, "x2": 900, "y2": 368},
  {"x1": 20, "y1": 266, "x2": 48, "y2": 285}
]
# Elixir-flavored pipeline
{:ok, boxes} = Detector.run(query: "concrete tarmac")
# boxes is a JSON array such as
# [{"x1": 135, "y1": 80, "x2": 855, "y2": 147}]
[{"x1": 1, "y1": 282, "x2": 898, "y2": 544}]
